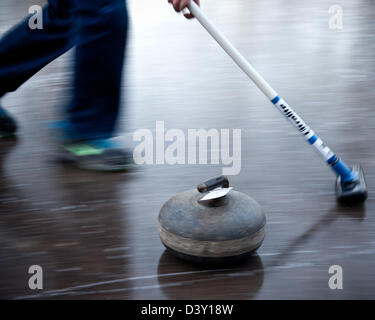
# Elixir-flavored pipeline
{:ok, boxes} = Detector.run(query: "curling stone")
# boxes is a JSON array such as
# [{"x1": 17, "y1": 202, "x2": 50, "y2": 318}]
[{"x1": 158, "y1": 176, "x2": 266, "y2": 264}]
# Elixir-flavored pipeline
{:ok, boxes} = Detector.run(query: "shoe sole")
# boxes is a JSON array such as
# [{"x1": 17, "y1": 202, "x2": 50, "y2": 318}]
[
  {"x1": 56, "y1": 152, "x2": 136, "y2": 173},
  {"x1": 74, "y1": 161, "x2": 135, "y2": 172}
]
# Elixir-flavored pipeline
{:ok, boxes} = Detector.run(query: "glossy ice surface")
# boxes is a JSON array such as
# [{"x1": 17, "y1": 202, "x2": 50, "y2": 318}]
[{"x1": 0, "y1": 0, "x2": 374, "y2": 299}]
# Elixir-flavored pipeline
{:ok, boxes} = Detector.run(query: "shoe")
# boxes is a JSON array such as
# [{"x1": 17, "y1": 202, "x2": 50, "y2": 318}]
[
  {"x1": 58, "y1": 139, "x2": 135, "y2": 172},
  {"x1": 0, "y1": 105, "x2": 18, "y2": 138}
]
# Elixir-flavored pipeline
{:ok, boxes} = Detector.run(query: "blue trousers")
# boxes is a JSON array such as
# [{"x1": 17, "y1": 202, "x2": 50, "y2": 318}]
[{"x1": 0, "y1": 0, "x2": 128, "y2": 141}]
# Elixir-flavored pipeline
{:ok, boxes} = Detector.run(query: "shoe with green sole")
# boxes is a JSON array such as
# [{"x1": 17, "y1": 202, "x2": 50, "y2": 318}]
[{"x1": 58, "y1": 139, "x2": 135, "y2": 172}]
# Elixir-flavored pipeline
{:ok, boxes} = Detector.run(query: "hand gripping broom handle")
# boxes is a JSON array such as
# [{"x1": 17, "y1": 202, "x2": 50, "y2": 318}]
[{"x1": 188, "y1": 1, "x2": 355, "y2": 182}]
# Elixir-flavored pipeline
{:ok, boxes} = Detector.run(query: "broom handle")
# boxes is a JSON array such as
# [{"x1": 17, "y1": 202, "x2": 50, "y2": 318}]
[
  {"x1": 188, "y1": 1, "x2": 277, "y2": 100},
  {"x1": 187, "y1": 1, "x2": 355, "y2": 182}
]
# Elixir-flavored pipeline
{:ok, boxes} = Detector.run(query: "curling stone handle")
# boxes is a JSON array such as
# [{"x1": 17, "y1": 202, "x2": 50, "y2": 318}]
[{"x1": 197, "y1": 176, "x2": 229, "y2": 193}]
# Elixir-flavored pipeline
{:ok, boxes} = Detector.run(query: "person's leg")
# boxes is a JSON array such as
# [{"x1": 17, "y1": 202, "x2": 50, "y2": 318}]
[
  {"x1": 0, "y1": 0, "x2": 75, "y2": 137},
  {"x1": 0, "y1": 0, "x2": 75, "y2": 98},
  {"x1": 64, "y1": 0, "x2": 128, "y2": 141},
  {"x1": 57, "y1": 0, "x2": 133, "y2": 171},
  {"x1": 0, "y1": 0, "x2": 132, "y2": 170}
]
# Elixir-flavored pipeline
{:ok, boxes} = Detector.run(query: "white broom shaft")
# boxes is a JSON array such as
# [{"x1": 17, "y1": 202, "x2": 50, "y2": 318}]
[
  {"x1": 187, "y1": 1, "x2": 357, "y2": 183},
  {"x1": 188, "y1": 1, "x2": 278, "y2": 100}
]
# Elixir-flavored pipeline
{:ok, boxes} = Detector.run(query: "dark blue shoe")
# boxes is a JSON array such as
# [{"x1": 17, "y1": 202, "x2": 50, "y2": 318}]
[{"x1": 0, "y1": 105, "x2": 17, "y2": 138}]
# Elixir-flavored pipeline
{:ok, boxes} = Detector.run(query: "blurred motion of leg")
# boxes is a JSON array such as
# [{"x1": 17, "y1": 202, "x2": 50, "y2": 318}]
[
  {"x1": 0, "y1": 1, "x2": 74, "y2": 98},
  {"x1": 66, "y1": 0, "x2": 128, "y2": 141},
  {"x1": 0, "y1": 0, "x2": 74, "y2": 138},
  {"x1": 59, "y1": 0, "x2": 134, "y2": 172},
  {"x1": 0, "y1": 0, "x2": 133, "y2": 171}
]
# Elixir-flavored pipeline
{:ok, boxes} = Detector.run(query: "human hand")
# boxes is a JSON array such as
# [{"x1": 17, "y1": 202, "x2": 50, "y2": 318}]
[{"x1": 168, "y1": 0, "x2": 200, "y2": 19}]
